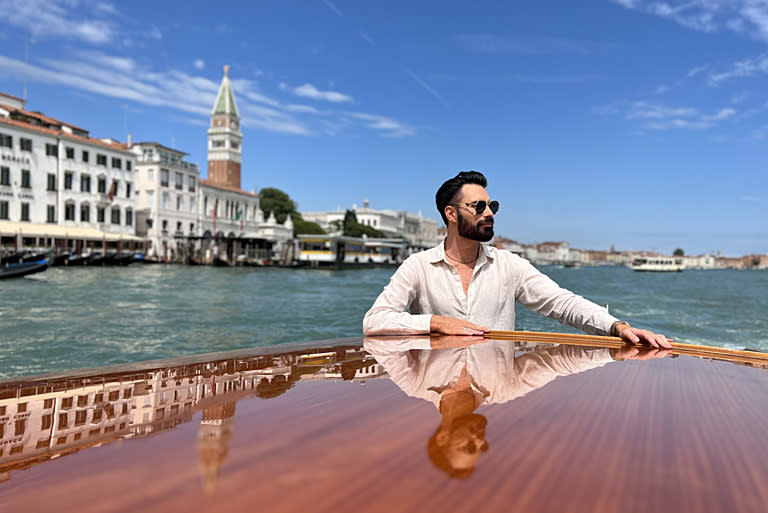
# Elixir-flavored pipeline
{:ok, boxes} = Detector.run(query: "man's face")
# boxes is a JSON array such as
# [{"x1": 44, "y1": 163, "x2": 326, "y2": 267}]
[{"x1": 455, "y1": 184, "x2": 494, "y2": 242}]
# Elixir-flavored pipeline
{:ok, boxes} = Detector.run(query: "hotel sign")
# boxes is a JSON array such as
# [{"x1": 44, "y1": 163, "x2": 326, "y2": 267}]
[{"x1": 1, "y1": 153, "x2": 32, "y2": 165}]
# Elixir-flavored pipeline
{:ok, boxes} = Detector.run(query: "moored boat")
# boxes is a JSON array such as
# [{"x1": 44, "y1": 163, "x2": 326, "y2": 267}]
[{"x1": 0, "y1": 258, "x2": 49, "y2": 279}]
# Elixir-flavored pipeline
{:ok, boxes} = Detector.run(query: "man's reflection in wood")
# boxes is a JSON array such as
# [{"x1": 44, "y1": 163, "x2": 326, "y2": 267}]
[{"x1": 364, "y1": 336, "x2": 668, "y2": 478}]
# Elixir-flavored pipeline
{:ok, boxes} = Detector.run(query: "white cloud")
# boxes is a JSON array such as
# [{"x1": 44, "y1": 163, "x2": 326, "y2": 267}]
[
  {"x1": 322, "y1": 0, "x2": 344, "y2": 16},
  {"x1": 405, "y1": 69, "x2": 445, "y2": 105},
  {"x1": 292, "y1": 83, "x2": 353, "y2": 103},
  {"x1": 193, "y1": 59, "x2": 205, "y2": 70},
  {"x1": 621, "y1": 101, "x2": 736, "y2": 130},
  {"x1": 687, "y1": 64, "x2": 709, "y2": 77},
  {"x1": 611, "y1": 0, "x2": 768, "y2": 41},
  {"x1": 708, "y1": 54, "x2": 768, "y2": 85},
  {"x1": 359, "y1": 31, "x2": 375, "y2": 46},
  {"x1": 0, "y1": 0, "x2": 115, "y2": 43},
  {"x1": 0, "y1": 51, "x2": 414, "y2": 138},
  {"x1": 149, "y1": 25, "x2": 163, "y2": 40}
]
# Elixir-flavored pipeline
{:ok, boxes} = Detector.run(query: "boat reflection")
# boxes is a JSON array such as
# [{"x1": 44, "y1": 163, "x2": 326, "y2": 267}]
[{"x1": 364, "y1": 335, "x2": 670, "y2": 478}]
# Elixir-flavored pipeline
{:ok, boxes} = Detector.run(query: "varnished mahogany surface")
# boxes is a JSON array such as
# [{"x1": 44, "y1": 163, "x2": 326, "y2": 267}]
[{"x1": 1, "y1": 335, "x2": 767, "y2": 513}]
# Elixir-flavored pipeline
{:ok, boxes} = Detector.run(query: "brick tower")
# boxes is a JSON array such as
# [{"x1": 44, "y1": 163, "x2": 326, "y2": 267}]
[{"x1": 207, "y1": 65, "x2": 242, "y2": 189}]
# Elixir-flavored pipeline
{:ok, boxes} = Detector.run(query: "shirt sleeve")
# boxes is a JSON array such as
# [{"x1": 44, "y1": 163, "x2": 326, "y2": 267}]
[
  {"x1": 513, "y1": 257, "x2": 619, "y2": 335},
  {"x1": 362, "y1": 258, "x2": 433, "y2": 335}
]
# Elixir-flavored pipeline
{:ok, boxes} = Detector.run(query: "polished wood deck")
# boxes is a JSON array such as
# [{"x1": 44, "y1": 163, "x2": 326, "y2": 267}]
[{"x1": 2, "y1": 335, "x2": 767, "y2": 513}]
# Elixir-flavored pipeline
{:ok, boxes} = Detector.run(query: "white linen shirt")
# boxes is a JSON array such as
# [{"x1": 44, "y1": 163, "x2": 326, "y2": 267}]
[{"x1": 363, "y1": 241, "x2": 619, "y2": 336}]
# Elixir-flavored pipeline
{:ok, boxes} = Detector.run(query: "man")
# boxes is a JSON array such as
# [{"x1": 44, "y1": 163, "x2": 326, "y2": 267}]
[{"x1": 363, "y1": 171, "x2": 671, "y2": 348}]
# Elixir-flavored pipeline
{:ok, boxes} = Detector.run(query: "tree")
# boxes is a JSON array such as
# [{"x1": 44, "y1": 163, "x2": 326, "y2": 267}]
[
  {"x1": 342, "y1": 209, "x2": 386, "y2": 238},
  {"x1": 673, "y1": 248, "x2": 684, "y2": 256},
  {"x1": 258, "y1": 187, "x2": 325, "y2": 236}
]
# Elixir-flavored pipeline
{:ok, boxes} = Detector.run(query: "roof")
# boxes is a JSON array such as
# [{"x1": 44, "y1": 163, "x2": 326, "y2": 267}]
[
  {"x1": 211, "y1": 65, "x2": 240, "y2": 118},
  {"x1": 0, "y1": 116, "x2": 133, "y2": 155},
  {"x1": 198, "y1": 179, "x2": 258, "y2": 197},
  {"x1": 131, "y1": 141, "x2": 188, "y2": 156}
]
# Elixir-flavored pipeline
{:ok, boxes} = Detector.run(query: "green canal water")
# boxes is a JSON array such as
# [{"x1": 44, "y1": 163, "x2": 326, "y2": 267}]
[{"x1": 1, "y1": 264, "x2": 767, "y2": 379}]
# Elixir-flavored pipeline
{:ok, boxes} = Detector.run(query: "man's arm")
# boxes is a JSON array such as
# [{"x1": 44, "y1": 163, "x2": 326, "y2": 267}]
[{"x1": 363, "y1": 259, "x2": 433, "y2": 335}]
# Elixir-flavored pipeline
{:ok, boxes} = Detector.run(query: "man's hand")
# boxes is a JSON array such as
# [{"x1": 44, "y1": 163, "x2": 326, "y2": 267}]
[
  {"x1": 430, "y1": 315, "x2": 489, "y2": 336},
  {"x1": 612, "y1": 345, "x2": 671, "y2": 361},
  {"x1": 618, "y1": 326, "x2": 672, "y2": 349}
]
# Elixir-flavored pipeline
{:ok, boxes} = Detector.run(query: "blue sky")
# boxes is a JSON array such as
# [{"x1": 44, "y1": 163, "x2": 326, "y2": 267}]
[{"x1": 1, "y1": 0, "x2": 767, "y2": 256}]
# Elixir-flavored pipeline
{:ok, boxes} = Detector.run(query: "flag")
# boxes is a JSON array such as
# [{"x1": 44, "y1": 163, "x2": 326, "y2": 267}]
[{"x1": 108, "y1": 180, "x2": 117, "y2": 202}]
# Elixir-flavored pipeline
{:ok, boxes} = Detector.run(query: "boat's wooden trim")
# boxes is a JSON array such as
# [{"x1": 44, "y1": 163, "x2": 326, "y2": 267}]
[{"x1": 484, "y1": 330, "x2": 768, "y2": 366}]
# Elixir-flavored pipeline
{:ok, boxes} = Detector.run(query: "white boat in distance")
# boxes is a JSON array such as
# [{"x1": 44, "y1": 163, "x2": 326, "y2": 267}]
[{"x1": 630, "y1": 256, "x2": 685, "y2": 272}]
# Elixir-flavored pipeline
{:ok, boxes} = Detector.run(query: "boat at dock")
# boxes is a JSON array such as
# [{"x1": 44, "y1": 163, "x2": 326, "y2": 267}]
[
  {"x1": 630, "y1": 256, "x2": 684, "y2": 272},
  {"x1": 0, "y1": 257, "x2": 49, "y2": 279}
]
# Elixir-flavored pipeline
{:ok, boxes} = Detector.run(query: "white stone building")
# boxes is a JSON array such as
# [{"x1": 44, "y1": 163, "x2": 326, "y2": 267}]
[
  {"x1": 302, "y1": 199, "x2": 440, "y2": 252},
  {"x1": 0, "y1": 91, "x2": 139, "y2": 252},
  {"x1": 131, "y1": 142, "x2": 200, "y2": 260}
]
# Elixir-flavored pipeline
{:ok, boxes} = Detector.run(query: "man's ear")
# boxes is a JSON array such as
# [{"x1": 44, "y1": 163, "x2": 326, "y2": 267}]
[{"x1": 445, "y1": 205, "x2": 458, "y2": 224}]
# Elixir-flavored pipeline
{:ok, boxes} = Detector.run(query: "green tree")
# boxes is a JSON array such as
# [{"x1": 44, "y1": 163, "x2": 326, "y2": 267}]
[
  {"x1": 341, "y1": 209, "x2": 386, "y2": 238},
  {"x1": 673, "y1": 248, "x2": 684, "y2": 256},
  {"x1": 258, "y1": 187, "x2": 325, "y2": 236}
]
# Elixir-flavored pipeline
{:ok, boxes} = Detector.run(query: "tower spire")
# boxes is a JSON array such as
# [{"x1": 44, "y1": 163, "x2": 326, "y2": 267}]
[{"x1": 208, "y1": 66, "x2": 243, "y2": 189}]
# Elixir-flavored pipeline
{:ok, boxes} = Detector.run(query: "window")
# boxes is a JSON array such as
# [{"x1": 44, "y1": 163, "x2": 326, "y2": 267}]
[
  {"x1": 41, "y1": 414, "x2": 53, "y2": 430},
  {"x1": 189, "y1": 197, "x2": 195, "y2": 212},
  {"x1": 0, "y1": 133, "x2": 11, "y2": 148},
  {"x1": 80, "y1": 174, "x2": 91, "y2": 192},
  {"x1": 162, "y1": 192, "x2": 169, "y2": 209},
  {"x1": 97, "y1": 154, "x2": 107, "y2": 166},
  {"x1": 58, "y1": 412, "x2": 68, "y2": 428},
  {"x1": 126, "y1": 160, "x2": 132, "y2": 171},
  {"x1": 189, "y1": 223, "x2": 195, "y2": 233},
  {"x1": 0, "y1": 201, "x2": 8, "y2": 220},
  {"x1": 126, "y1": 182, "x2": 132, "y2": 198},
  {"x1": 21, "y1": 202, "x2": 30, "y2": 221},
  {"x1": 65, "y1": 202, "x2": 75, "y2": 221},
  {"x1": 146, "y1": 191, "x2": 154, "y2": 208},
  {"x1": 109, "y1": 391, "x2": 119, "y2": 401},
  {"x1": 123, "y1": 389, "x2": 132, "y2": 399},
  {"x1": 97, "y1": 207, "x2": 105, "y2": 223},
  {"x1": 44, "y1": 398, "x2": 54, "y2": 409},
  {"x1": 176, "y1": 221, "x2": 182, "y2": 232},
  {"x1": 15, "y1": 419, "x2": 27, "y2": 436},
  {"x1": 62, "y1": 397, "x2": 73, "y2": 408},
  {"x1": 176, "y1": 195, "x2": 182, "y2": 210},
  {"x1": 65, "y1": 147, "x2": 75, "y2": 159},
  {"x1": 148, "y1": 169, "x2": 154, "y2": 181},
  {"x1": 111, "y1": 206, "x2": 120, "y2": 225},
  {"x1": 125, "y1": 209, "x2": 133, "y2": 226},
  {"x1": 20, "y1": 137, "x2": 32, "y2": 151},
  {"x1": 46, "y1": 143, "x2": 58, "y2": 157},
  {"x1": 47, "y1": 173, "x2": 56, "y2": 191},
  {"x1": 64, "y1": 171, "x2": 73, "y2": 190},
  {"x1": 188, "y1": 175, "x2": 195, "y2": 192},
  {"x1": 75, "y1": 410, "x2": 87, "y2": 426},
  {"x1": 94, "y1": 393, "x2": 104, "y2": 403},
  {"x1": 175, "y1": 172, "x2": 183, "y2": 190},
  {"x1": 92, "y1": 409, "x2": 103, "y2": 422},
  {"x1": 77, "y1": 395, "x2": 88, "y2": 407},
  {"x1": 82, "y1": 150, "x2": 89, "y2": 163},
  {"x1": 18, "y1": 402, "x2": 27, "y2": 413},
  {"x1": 36, "y1": 439, "x2": 50, "y2": 449},
  {"x1": 47, "y1": 205, "x2": 56, "y2": 223},
  {"x1": 160, "y1": 168, "x2": 169, "y2": 186},
  {"x1": 21, "y1": 169, "x2": 31, "y2": 188},
  {"x1": 212, "y1": 140, "x2": 225, "y2": 148},
  {"x1": 111, "y1": 157, "x2": 122, "y2": 169},
  {"x1": 1, "y1": 166, "x2": 9, "y2": 185},
  {"x1": 56, "y1": 436, "x2": 67, "y2": 445},
  {"x1": 98, "y1": 176, "x2": 107, "y2": 193},
  {"x1": 89, "y1": 428, "x2": 100, "y2": 437},
  {"x1": 162, "y1": 219, "x2": 168, "y2": 232},
  {"x1": 80, "y1": 203, "x2": 90, "y2": 222}
]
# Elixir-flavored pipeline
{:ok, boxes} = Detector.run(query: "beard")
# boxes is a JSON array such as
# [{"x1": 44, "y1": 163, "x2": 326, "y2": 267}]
[{"x1": 457, "y1": 210, "x2": 494, "y2": 242}]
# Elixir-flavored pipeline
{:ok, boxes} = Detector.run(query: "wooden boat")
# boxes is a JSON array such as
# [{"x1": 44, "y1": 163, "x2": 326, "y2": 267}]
[
  {"x1": 51, "y1": 252, "x2": 72, "y2": 266},
  {"x1": 1, "y1": 333, "x2": 767, "y2": 512},
  {"x1": 0, "y1": 258, "x2": 48, "y2": 279},
  {"x1": 186, "y1": 255, "x2": 203, "y2": 266},
  {"x1": 213, "y1": 255, "x2": 232, "y2": 267}
]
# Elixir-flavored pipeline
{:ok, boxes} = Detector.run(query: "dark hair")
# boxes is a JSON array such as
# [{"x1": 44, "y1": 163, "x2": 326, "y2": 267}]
[{"x1": 435, "y1": 171, "x2": 488, "y2": 225}]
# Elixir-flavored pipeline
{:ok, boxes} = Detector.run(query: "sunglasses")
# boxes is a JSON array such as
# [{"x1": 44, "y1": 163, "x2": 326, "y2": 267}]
[{"x1": 451, "y1": 200, "x2": 499, "y2": 215}]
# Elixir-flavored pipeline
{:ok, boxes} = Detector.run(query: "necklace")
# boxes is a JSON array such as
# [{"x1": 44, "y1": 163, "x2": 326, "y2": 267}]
[{"x1": 445, "y1": 248, "x2": 479, "y2": 264}]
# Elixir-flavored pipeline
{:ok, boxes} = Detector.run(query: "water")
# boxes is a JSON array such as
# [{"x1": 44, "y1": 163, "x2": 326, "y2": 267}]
[{"x1": 1, "y1": 265, "x2": 766, "y2": 379}]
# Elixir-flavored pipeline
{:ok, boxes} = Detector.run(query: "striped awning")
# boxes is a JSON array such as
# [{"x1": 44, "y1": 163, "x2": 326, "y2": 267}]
[{"x1": 0, "y1": 221, "x2": 144, "y2": 242}]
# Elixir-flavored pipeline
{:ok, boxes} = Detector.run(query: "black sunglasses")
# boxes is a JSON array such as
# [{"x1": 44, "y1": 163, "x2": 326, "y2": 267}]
[{"x1": 451, "y1": 200, "x2": 499, "y2": 215}]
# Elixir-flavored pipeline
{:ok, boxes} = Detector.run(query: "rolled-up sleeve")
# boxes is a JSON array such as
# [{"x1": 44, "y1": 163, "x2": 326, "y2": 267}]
[{"x1": 363, "y1": 258, "x2": 433, "y2": 335}]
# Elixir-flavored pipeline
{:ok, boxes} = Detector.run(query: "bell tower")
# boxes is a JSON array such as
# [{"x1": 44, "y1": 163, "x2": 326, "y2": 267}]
[{"x1": 208, "y1": 65, "x2": 243, "y2": 189}]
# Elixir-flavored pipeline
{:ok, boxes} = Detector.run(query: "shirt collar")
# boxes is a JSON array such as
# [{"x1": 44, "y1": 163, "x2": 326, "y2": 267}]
[{"x1": 430, "y1": 239, "x2": 494, "y2": 265}]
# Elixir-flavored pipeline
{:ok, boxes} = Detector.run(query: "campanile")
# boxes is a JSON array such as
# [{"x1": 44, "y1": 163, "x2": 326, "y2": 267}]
[{"x1": 207, "y1": 65, "x2": 243, "y2": 189}]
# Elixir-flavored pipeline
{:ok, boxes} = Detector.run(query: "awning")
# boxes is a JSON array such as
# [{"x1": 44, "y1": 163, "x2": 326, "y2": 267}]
[{"x1": 0, "y1": 221, "x2": 145, "y2": 242}]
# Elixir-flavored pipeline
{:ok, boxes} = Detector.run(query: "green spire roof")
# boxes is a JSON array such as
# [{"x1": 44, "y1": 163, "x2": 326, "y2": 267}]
[{"x1": 212, "y1": 65, "x2": 240, "y2": 118}]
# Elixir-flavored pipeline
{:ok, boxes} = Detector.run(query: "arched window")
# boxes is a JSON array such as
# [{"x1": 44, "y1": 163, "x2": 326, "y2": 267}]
[
  {"x1": 111, "y1": 206, "x2": 121, "y2": 225},
  {"x1": 125, "y1": 208, "x2": 133, "y2": 227},
  {"x1": 80, "y1": 202, "x2": 90, "y2": 222}
]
